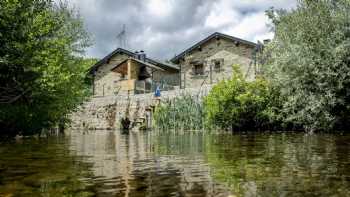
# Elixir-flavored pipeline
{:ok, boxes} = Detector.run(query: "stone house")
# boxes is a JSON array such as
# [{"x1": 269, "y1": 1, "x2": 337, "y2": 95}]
[
  {"x1": 171, "y1": 32, "x2": 261, "y2": 88},
  {"x1": 73, "y1": 32, "x2": 263, "y2": 130},
  {"x1": 89, "y1": 48, "x2": 179, "y2": 96},
  {"x1": 88, "y1": 32, "x2": 262, "y2": 96}
]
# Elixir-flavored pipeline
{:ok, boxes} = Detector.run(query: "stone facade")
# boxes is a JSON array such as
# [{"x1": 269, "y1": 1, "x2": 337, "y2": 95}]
[
  {"x1": 178, "y1": 37, "x2": 257, "y2": 88},
  {"x1": 92, "y1": 51, "x2": 180, "y2": 97},
  {"x1": 92, "y1": 33, "x2": 259, "y2": 96},
  {"x1": 94, "y1": 53, "x2": 129, "y2": 97}
]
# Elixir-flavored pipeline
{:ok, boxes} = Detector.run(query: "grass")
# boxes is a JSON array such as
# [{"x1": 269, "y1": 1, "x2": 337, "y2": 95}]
[{"x1": 153, "y1": 94, "x2": 205, "y2": 131}]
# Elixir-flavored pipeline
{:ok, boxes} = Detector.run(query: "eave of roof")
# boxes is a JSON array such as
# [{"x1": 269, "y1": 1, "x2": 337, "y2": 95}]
[
  {"x1": 170, "y1": 32, "x2": 258, "y2": 63},
  {"x1": 147, "y1": 59, "x2": 179, "y2": 71},
  {"x1": 88, "y1": 48, "x2": 133, "y2": 74},
  {"x1": 88, "y1": 48, "x2": 179, "y2": 75}
]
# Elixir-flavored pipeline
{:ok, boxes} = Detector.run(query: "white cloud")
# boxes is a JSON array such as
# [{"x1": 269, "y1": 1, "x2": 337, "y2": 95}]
[
  {"x1": 204, "y1": 0, "x2": 241, "y2": 28},
  {"x1": 224, "y1": 0, "x2": 297, "y2": 12},
  {"x1": 223, "y1": 12, "x2": 272, "y2": 42},
  {"x1": 146, "y1": 0, "x2": 174, "y2": 17},
  {"x1": 204, "y1": 0, "x2": 296, "y2": 44},
  {"x1": 65, "y1": 0, "x2": 297, "y2": 59}
]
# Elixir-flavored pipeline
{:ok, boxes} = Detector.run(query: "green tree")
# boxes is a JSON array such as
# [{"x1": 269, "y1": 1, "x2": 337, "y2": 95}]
[
  {"x1": 0, "y1": 0, "x2": 92, "y2": 136},
  {"x1": 264, "y1": 0, "x2": 350, "y2": 131},
  {"x1": 204, "y1": 65, "x2": 273, "y2": 131}
]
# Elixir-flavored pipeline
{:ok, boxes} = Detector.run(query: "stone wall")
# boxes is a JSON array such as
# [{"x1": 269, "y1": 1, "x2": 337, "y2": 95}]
[
  {"x1": 179, "y1": 37, "x2": 256, "y2": 88},
  {"x1": 69, "y1": 86, "x2": 212, "y2": 130},
  {"x1": 94, "y1": 53, "x2": 129, "y2": 97}
]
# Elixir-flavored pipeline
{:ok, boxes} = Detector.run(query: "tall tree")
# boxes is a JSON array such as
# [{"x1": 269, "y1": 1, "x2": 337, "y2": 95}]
[
  {"x1": 264, "y1": 0, "x2": 350, "y2": 131},
  {"x1": 0, "y1": 0, "x2": 92, "y2": 136}
]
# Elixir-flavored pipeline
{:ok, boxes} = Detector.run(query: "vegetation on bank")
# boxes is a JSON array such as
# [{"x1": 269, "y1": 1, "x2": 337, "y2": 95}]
[
  {"x1": 264, "y1": 0, "x2": 350, "y2": 131},
  {"x1": 203, "y1": 65, "x2": 281, "y2": 131},
  {"x1": 154, "y1": 0, "x2": 350, "y2": 132},
  {"x1": 0, "y1": 0, "x2": 94, "y2": 136},
  {"x1": 153, "y1": 95, "x2": 205, "y2": 130}
]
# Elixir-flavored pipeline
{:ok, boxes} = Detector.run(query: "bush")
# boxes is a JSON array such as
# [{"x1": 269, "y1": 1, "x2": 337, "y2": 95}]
[
  {"x1": 204, "y1": 65, "x2": 276, "y2": 131},
  {"x1": 264, "y1": 0, "x2": 350, "y2": 131}
]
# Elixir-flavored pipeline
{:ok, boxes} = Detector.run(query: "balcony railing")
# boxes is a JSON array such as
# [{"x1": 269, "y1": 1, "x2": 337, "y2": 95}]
[{"x1": 134, "y1": 80, "x2": 176, "y2": 94}]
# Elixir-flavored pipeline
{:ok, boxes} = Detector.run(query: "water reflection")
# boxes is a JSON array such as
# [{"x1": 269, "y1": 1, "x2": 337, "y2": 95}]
[
  {"x1": 204, "y1": 133, "x2": 350, "y2": 196},
  {"x1": 69, "y1": 131, "x2": 231, "y2": 196},
  {"x1": 0, "y1": 137, "x2": 95, "y2": 196},
  {"x1": 0, "y1": 131, "x2": 349, "y2": 197}
]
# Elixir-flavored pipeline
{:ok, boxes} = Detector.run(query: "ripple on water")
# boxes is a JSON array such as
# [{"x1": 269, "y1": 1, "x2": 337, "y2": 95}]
[{"x1": 0, "y1": 131, "x2": 349, "y2": 197}]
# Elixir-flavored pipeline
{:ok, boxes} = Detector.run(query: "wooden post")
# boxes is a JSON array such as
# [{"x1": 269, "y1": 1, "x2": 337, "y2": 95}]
[
  {"x1": 127, "y1": 58, "x2": 131, "y2": 80},
  {"x1": 127, "y1": 58, "x2": 134, "y2": 94}
]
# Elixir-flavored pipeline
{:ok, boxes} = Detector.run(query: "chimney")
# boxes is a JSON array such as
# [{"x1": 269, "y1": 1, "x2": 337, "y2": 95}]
[
  {"x1": 139, "y1": 50, "x2": 146, "y2": 62},
  {"x1": 133, "y1": 51, "x2": 138, "y2": 59}
]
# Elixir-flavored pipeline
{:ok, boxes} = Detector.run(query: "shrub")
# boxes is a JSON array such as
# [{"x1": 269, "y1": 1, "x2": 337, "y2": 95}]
[
  {"x1": 204, "y1": 65, "x2": 274, "y2": 131},
  {"x1": 264, "y1": 0, "x2": 350, "y2": 131}
]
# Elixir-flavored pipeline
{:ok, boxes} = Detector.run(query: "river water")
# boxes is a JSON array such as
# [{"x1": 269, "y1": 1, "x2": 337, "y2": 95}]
[{"x1": 0, "y1": 131, "x2": 349, "y2": 197}]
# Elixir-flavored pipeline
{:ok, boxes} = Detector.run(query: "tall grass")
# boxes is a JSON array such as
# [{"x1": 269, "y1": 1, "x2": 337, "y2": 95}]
[{"x1": 153, "y1": 94, "x2": 205, "y2": 130}]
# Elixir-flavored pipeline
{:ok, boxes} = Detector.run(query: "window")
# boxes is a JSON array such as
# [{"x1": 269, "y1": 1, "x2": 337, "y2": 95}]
[
  {"x1": 214, "y1": 61, "x2": 221, "y2": 71},
  {"x1": 212, "y1": 59, "x2": 224, "y2": 72},
  {"x1": 193, "y1": 64, "x2": 204, "y2": 75}
]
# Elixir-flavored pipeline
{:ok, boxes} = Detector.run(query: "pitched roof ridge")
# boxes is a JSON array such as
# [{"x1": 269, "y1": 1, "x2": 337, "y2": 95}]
[
  {"x1": 88, "y1": 47, "x2": 179, "y2": 74},
  {"x1": 170, "y1": 32, "x2": 257, "y2": 63}
]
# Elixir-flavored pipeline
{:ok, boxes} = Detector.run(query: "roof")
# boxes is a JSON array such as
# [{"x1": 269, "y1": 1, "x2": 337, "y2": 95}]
[
  {"x1": 170, "y1": 32, "x2": 258, "y2": 63},
  {"x1": 111, "y1": 57, "x2": 165, "y2": 72},
  {"x1": 147, "y1": 58, "x2": 179, "y2": 71},
  {"x1": 88, "y1": 48, "x2": 179, "y2": 74}
]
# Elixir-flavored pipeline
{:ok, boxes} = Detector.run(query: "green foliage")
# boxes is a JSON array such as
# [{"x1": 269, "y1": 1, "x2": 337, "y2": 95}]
[
  {"x1": 264, "y1": 0, "x2": 350, "y2": 131},
  {"x1": 153, "y1": 95, "x2": 204, "y2": 130},
  {"x1": 204, "y1": 65, "x2": 274, "y2": 131},
  {"x1": 0, "y1": 0, "x2": 93, "y2": 136}
]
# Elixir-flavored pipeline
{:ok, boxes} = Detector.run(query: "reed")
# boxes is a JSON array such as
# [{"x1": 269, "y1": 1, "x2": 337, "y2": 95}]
[{"x1": 153, "y1": 94, "x2": 205, "y2": 131}]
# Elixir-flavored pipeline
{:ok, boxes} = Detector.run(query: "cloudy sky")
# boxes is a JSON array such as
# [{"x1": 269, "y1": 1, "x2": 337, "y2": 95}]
[{"x1": 67, "y1": 0, "x2": 297, "y2": 60}]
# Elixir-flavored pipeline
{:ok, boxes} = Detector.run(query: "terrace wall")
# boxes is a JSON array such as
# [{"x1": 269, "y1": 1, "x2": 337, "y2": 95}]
[{"x1": 69, "y1": 86, "x2": 212, "y2": 130}]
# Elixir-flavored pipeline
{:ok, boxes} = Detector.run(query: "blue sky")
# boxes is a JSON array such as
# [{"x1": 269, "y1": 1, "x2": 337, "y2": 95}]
[{"x1": 66, "y1": 0, "x2": 297, "y2": 60}]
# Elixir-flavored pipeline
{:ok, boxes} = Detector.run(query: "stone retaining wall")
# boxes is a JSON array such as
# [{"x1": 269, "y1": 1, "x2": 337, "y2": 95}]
[{"x1": 69, "y1": 86, "x2": 212, "y2": 130}]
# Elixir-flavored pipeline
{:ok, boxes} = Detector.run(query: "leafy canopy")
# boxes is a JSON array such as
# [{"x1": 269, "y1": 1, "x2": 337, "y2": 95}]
[
  {"x1": 264, "y1": 0, "x2": 350, "y2": 131},
  {"x1": 0, "y1": 0, "x2": 93, "y2": 136}
]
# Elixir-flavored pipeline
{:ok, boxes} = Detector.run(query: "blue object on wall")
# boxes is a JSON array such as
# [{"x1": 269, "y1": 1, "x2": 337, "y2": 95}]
[{"x1": 155, "y1": 86, "x2": 161, "y2": 97}]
